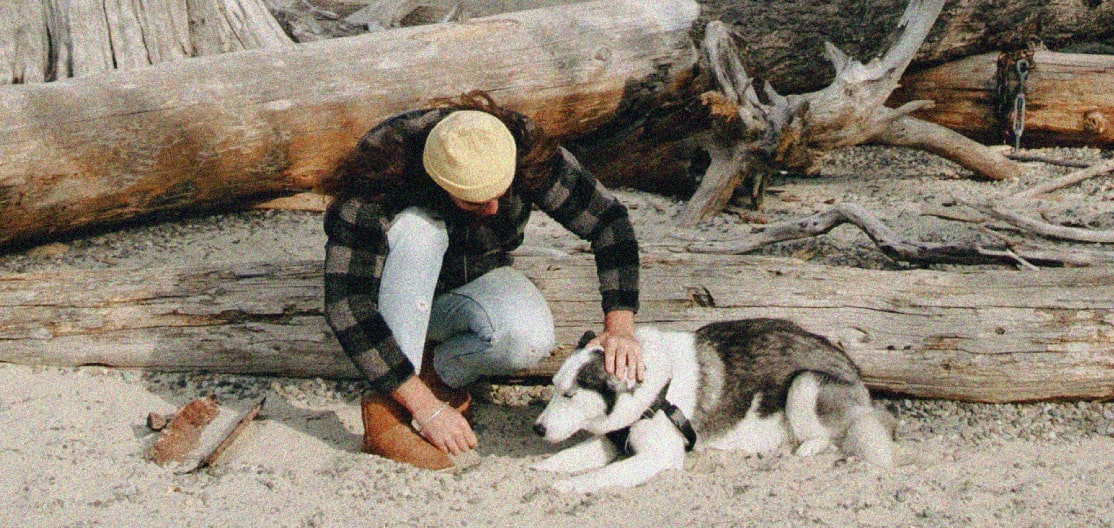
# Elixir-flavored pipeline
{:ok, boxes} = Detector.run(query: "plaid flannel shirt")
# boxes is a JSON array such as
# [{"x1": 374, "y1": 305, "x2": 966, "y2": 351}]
[{"x1": 323, "y1": 108, "x2": 640, "y2": 394}]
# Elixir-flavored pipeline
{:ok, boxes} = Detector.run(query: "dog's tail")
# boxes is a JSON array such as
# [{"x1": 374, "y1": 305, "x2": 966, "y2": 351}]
[{"x1": 841, "y1": 402, "x2": 895, "y2": 468}]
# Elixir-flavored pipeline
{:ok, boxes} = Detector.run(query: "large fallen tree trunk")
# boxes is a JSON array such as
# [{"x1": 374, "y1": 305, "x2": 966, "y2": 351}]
[
  {"x1": 888, "y1": 50, "x2": 1114, "y2": 148},
  {"x1": 0, "y1": 0, "x2": 699, "y2": 249},
  {"x1": 2, "y1": 254, "x2": 1111, "y2": 403}
]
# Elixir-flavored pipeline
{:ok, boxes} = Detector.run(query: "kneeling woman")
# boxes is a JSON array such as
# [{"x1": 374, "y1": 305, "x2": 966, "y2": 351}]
[{"x1": 318, "y1": 92, "x2": 644, "y2": 471}]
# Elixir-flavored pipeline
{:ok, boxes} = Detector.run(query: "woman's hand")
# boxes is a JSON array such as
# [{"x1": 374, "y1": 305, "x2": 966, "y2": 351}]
[
  {"x1": 595, "y1": 310, "x2": 643, "y2": 382},
  {"x1": 393, "y1": 377, "x2": 478, "y2": 455},
  {"x1": 411, "y1": 401, "x2": 477, "y2": 455}
]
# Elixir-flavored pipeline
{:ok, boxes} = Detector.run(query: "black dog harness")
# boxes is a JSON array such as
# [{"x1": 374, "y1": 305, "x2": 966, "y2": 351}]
[{"x1": 605, "y1": 383, "x2": 697, "y2": 456}]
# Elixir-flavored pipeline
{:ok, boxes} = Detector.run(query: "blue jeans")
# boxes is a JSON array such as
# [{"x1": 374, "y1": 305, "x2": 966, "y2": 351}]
[{"x1": 378, "y1": 207, "x2": 556, "y2": 388}]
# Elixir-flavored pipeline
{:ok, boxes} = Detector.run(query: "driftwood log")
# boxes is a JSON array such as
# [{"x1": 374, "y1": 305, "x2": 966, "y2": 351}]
[
  {"x1": 889, "y1": 50, "x2": 1114, "y2": 148},
  {"x1": 0, "y1": 0, "x2": 699, "y2": 249},
  {"x1": 2, "y1": 254, "x2": 1112, "y2": 403}
]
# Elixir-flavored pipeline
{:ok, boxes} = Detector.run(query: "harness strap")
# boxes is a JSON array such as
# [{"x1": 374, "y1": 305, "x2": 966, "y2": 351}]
[
  {"x1": 657, "y1": 398, "x2": 698, "y2": 452},
  {"x1": 605, "y1": 382, "x2": 697, "y2": 456}
]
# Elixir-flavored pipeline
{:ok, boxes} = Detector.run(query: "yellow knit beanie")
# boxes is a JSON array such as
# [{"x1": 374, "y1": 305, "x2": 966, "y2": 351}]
[{"x1": 422, "y1": 110, "x2": 517, "y2": 202}]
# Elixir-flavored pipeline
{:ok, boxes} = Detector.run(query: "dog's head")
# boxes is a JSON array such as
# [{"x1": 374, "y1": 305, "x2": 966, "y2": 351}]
[{"x1": 532, "y1": 331, "x2": 638, "y2": 443}]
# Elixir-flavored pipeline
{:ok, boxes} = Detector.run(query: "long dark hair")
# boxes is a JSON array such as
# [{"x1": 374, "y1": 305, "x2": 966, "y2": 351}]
[{"x1": 318, "y1": 90, "x2": 559, "y2": 204}]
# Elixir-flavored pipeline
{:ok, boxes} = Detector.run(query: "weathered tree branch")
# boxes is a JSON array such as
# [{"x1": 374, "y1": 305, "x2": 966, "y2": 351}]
[
  {"x1": 680, "y1": 203, "x2": 1114, "y2": 267},
  {"x1": 871, "y1": 115, "x2": 1017, "y2": 181},
  {"x1": 1004, "y1": 152, "x2": 1091, "y2": 169},
  {"x1": 343, "y1": 0, "x2": 463, "y2": 30},
  {"x1": 974, "y1": 203, "x2": 1114, "y2": 245},
  {"x1": 189, "y1": 398, "x2": 266, "y2": 472},
  {"x1": 954, "y1": 158, "x2": 1114, "y2": 245},
  {"x1": 1012, "y1": 158, "x2": 1114, "y2": 199},
  {"x1": 674, "y1": 135, "x2": 753, "y2": 228}
]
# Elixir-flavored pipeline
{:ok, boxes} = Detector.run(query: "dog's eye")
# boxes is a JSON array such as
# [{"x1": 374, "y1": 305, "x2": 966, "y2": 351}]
[{"x1": 562, "y1": 386, "x2": 579, "y2": 398}]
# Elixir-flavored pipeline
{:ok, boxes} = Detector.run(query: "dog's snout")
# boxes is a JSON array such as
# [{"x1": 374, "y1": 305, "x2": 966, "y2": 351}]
[{"x1": 533, "y1": 422, "x2": 546, "y2": 437}]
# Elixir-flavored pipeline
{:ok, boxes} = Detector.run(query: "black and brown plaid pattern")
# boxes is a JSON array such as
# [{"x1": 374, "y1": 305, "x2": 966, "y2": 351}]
[{"x1": 323, "y1": 108, "x2": 640, "y2": 394}]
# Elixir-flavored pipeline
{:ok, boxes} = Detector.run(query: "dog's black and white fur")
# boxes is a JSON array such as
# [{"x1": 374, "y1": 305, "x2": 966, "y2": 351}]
[{"x1": 532, "y1": 318, "x2": 895, "y2": 493}]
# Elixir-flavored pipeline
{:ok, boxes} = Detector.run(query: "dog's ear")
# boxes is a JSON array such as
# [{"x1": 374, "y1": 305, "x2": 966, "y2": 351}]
[
  {"x1": 576, "y1": 330, "x2": 597, "y2": 350},
  {"x1": 576, "y1": 348, "x2": 634, "y2": 389},
  {"x1": 586, "y1": 348, "x2": 637, "y2": 394}
]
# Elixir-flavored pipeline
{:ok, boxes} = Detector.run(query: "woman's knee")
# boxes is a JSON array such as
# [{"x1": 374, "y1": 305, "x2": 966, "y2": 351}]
[
  {"x1": 485, "y1": 270, "x2": 555, "y2": 367},
  {"x1": 495, "y1": 320, "x2": 556, "y2": 369},
  {"x1": 431, "y1": 321, "x2": 553, "y2": 387},
  {"x1": 387, "y1": 207, "x2": 448, "y2": 254},
  {"x1": 429, "y1": 267, "x2": 556, "y2": 373}
]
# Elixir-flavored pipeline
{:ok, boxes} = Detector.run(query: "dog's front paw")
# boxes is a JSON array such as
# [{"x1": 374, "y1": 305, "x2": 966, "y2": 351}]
[{"x1": 795, "y1": 438, "x2": 833, "y2": 458}]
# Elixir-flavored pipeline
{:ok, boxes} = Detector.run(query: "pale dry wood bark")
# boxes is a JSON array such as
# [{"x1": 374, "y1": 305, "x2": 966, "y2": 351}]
[
  {"x1": 679, "y1": 156, "x2": 1114, "y2": 263},
  {"x1": 888, "y1": 51, "x2": 1114, "y2": 148},
  {"x1": 2, "y1": 254, "x2": 1112, "y2": 403},
  {"x1": 0, "y1": 2, "x2": 51, "y2": 84},
  {"x1": 0, "y1": 0, "x2": 291, "y2": 85},
  {"x1": 187, "y1": 0, "x2": 295, "y2": 55},
  {"x1": 869, "y1": 115, "x2": 1019, "y2": 179},
  {"x1": 1004, "y1": 153, "x2": 1090, "y2": 168},
  {"x1": 0, "y1": 0, "x2": 700, "y2": 249},
  {"x1": 974, "y1": 202, "x2": 1114, "y2": 245}
]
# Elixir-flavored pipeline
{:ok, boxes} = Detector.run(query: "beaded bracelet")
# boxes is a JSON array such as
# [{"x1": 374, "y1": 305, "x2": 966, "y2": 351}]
[{"x1": 411, "y1": 401, "x2": 449, "y2": 434}]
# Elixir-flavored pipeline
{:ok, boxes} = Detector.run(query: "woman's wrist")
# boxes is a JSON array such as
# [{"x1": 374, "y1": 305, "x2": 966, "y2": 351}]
[
  {"x1": 603, "y1": 309, "x2": 635, "y2": 337},
  {"x1": 411, "y1": 401, "x2": 449, "y2": 433},
  {"x1": 392, "y1": 375, "x2": 443, "y2": 420}
]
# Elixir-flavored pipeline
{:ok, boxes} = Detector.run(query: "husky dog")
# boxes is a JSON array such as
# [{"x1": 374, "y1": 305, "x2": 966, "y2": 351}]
[{"x1": 532, "y1": 318, "x2": 895, "y2": 493}]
